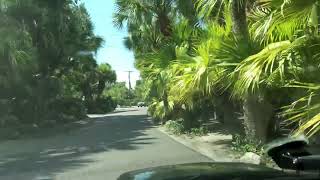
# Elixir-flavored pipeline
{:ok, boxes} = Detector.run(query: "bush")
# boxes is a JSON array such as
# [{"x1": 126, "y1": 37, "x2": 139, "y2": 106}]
[
  {"x1": 0, "y1": 115, "x2": 20, "y2": 128},
  {"x1": 96, "y1": 97, "x2": 117, "y2": 112},
  {"x1": 11, "y1": 98, "x2": 37, "y2": 124},
  {"x1": 86, "y1": 96, "x2": 116, "y2": 114},
  {"x1": 189, "y1": 127, "x2": 208, "y2": 137},
  {"x1": 164, "y1": 118, "x2": 210, "y2": 137},
  {"x1": 231, "y1": 134, "x2": 263, "y2": 155},
  {"x1": 0, "y1": 99, "x2": 11, "y2": 115},
  {"x1": 164, "y1": 119, "x2": 185, "y2": 135},
  {"x1": 49, "y1": 97, "x2": 87, "y2": 120}
]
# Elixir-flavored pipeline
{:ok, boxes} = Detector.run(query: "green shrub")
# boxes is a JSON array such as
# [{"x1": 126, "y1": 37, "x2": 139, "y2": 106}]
[
  {"x1": 189, "y1": 127, "x2": 208, "y2": 137},
  {"x1": 11, "y1": 98, "x2": 37, "y2": 124},
  {"x1": 164, "y1": 119, "x2": 185, "y2": 135},
  {"x1": 49, "y1": 97, "x2": 87, "y2": 119},
  {"x1": 0, "y1": 115, "x2": 20, "y2": 128},
  {"x1": 0, "y1": 99, "x2": 10, "y2": 115},
  {"x1": 164, "y1": 119, "x2": 210, "y2": 136},
  {"x1": 231, "y1": 134, "x2": 263, "y2": 155},
  {"x1": 86, "y1": 96, "x2": 116, "y2": 114}
]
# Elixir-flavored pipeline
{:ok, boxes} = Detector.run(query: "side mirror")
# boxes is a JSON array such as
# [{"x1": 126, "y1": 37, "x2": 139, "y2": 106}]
[{"x1": 265, "y1": 135, "x2": 320, "y2": 171}]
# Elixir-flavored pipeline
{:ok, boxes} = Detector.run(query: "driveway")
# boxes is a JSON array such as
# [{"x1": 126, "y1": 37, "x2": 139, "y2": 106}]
[{"x1": 0, "y1": 108, "x2": 211, "y2": 180}]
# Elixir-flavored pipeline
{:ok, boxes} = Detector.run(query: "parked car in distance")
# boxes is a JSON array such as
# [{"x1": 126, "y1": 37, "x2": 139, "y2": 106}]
[{"x1": 137, "y1": 102, "x2": 145, "y2": 107}]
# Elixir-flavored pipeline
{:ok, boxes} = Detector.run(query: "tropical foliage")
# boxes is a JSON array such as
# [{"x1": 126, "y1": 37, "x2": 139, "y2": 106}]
[
  {"x1": 0, "y1": 0, "x2": 117, "y2": 133},
  {"x1": 114, "y1": 0, "x2": 320, "y2": 141}
]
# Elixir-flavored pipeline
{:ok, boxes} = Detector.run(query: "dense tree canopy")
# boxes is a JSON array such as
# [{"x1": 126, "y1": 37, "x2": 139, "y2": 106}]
[
  {"x1": 0, "y1": 0, "x2": 117, "y2": 133},
  {"x1": 114, "y1": 0, "x2": 320, "y2": 141},
  {"x1": 2, "y1": 0, "x2": 320, "y2": 141}
]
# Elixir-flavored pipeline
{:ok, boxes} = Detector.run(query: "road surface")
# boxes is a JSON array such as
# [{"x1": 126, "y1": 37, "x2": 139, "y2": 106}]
[{"x1": 0, "y1": 108, "x2": 211, "y2": 180}]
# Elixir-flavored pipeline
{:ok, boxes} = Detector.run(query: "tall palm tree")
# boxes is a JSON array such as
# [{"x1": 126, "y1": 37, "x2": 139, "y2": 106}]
[
  {"x1": 114, "y1": 0, "x2": 201, "y2": 55},
  {"x1": 114, "y1": 0, "x2": 201, "y2": 121},
  {"x1": 113, "y1": 0, "x2": 172, "y2": 37},
  {"x1": 135, "y1": 43, "x2": 176, "y2": 122},
  {"x1": 233, "y1": 0, "x2": 320, "y2": 138},
  {"x1": 96, "y1": 63, "x2": 117, "y2": 98},
  {"x1": 196, "y1": 0, "x2": 275, "y2": 141},
  {"x1": 0, "y1": 0, "x2": 35, "y2": 96}
]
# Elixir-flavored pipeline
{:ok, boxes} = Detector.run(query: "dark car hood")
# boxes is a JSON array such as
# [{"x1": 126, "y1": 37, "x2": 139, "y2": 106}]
[{"x1": 118, "y1": 162, "x2": 302, "y2": 180}]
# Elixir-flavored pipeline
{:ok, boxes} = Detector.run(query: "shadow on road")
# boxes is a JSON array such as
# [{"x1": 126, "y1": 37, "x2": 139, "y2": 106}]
[
  {"x1": 89, "y1": 108, "x2": 140, "y2": 116},
  {"x1": 0, "y1": 112, "x2": 155, "y2": 178}
]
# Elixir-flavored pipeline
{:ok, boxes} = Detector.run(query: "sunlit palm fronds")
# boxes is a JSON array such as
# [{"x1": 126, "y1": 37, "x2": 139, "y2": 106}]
[
  {"x1": 148, "y1": 98, "x2": 174, "y2": 120},
  {"x1": 169, "y1": 36, "x2": 227, "y2": 106},
  {"x1": 168, "y1": 15, "x2": 251, "y2": 106},
  {"x1": 196, "y1": 0, "x2": 225, "y2": 19},
  {"x1": 231, "y1": 35, "x2": 310, "y2": 99},
  {"x1": 250, "y1": 0, "x2": 316, "y2": 44},
  {"x1": 232, "y1": 40, "x2": 291, "y2": 98},
  {"x1": 281, "y1": 82, "x2": 320, "y2": 137},
  {"x1": 113, "y1": 0, "x2": 153, "y2": 29},
  {"x1": 125, "y1": 23, "x2": 165, "y2": 53}
]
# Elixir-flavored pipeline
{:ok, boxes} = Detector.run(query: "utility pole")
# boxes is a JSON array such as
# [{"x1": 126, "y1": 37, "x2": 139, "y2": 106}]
[
  {"x1": 126, "y1": 70, "x2": 133, "y2": 91},
  {"x1": 125, "y1": 71, "x2": 134, "y2": 107}
]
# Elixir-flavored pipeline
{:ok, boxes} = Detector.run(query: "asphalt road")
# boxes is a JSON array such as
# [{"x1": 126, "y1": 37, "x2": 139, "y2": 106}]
[{"x1": 0, "y1": 108, "x2": 211, "y2": 180}]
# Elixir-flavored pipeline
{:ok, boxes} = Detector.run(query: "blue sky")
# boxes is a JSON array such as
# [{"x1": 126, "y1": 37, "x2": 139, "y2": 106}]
[{"x1": 83, "y1": 0, "x2": 140, "y2": 87}]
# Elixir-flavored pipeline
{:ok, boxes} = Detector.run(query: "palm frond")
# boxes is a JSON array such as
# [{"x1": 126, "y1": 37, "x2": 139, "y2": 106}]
[
  {"x1": 281, "y1": 83, "x2": 320, "y2": 137},
  {"x1": 113, "y1": 0, "x2": 153, "y2": 29},
  {"x1": 231, "y1": 35, "x2": 309, "y2": 99},
  {"x1": 196, "y1": 0, "x2": 228, "y2": 20},
  {"x1": 148, "y1": 98, "x2": 174, "y2": 120},
  {"x1": 250, "y1": 0, "x2": 316, "y2": 44},
  {"x1": 169, "y1": 38, "x2": 227, "y2": 106}
]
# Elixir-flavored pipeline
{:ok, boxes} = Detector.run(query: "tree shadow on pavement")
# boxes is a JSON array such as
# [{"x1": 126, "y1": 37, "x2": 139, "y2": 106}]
[
  {"x1": 0, "y1": 113, "x2": 155, "y2": 179},
  {"x1": 88, "y1": 108, "x2": 140, "y2": 116}
]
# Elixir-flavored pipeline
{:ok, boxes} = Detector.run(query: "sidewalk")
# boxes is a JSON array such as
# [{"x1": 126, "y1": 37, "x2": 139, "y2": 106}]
[{"x1": 158, "y1": 127, "x2": 239, "y2": 162}]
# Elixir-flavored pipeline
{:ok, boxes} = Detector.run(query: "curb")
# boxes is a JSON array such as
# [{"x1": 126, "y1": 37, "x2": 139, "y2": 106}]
[{"x1": 158, "y1": 127, "x2": 238, "y2": 162}]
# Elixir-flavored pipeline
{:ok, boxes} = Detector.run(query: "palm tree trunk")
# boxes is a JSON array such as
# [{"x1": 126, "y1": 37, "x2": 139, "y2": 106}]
[
  {"x1": 309, "y1": 3, "x2": 319, "y2": 34},
  {"x1": 314, "y1": 3, "x2": 320, "y2": 34},
  {"x1": 242, "y1": 97, "x2": 256, "y2": 140},
  {"x1": 158, "y1": 12, "x2": 172, "y2": 37},
  {"x1": 162, "y1": 89, "x2": 170, "y2": 124},
  {"x1": 231, "y1": 0, "x2": 249, "y2": 43},
  {"x1": 231, "y1": 0, "x2": 272, "y2": 142},
  {"x1": 243, "y1": 95, "x2": 274, "y2": 142}
]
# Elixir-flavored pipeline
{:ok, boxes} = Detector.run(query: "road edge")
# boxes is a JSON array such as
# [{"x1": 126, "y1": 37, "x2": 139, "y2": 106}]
[{"x1": 158, "y1": 126, "x2": 238, "y2": 162}]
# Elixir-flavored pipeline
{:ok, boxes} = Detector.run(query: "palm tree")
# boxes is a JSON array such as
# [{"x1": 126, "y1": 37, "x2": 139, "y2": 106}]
[
  {"x1": 96, "y1": 63, "x2": 117, "y2": 98},
  {"x1": 233, "y1": 0, "x2": 320, "y2": 138},
  {"x1": 118, "y1": 0, "x2": 320, "y2": 139},
  {"x1": 0, "y1": 0, "x2": 111, "y2": 124},
  {"x1": 114, "y1": 0, "x2": 203, "y2": 55},
  {"x1": 135, "y1": 43, "x2": 176, "y2": 122},
  {"x1": 114, "y1": 0, "x2": 201, "y2": 122},
  {"x1": 196, "y1": 0, "x2": 275, "y2": 141},
  {"x1": 123, "y1": 23, "x2": 165, "y2": 54},
  {"x1": 114, "y1": 0, "x2": 171, "y2": 37},
  {"x1": 0, "y1": 0, "x2": 35, "y2": 96},
  {"x1": 113, "y1": 0, "x2": 173, "y2": 119}
]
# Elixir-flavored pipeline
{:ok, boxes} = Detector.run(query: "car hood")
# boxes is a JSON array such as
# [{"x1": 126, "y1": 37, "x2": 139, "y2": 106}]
[{"x1": 118, "y1": 162, "x2": 299, "y2": 180}]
